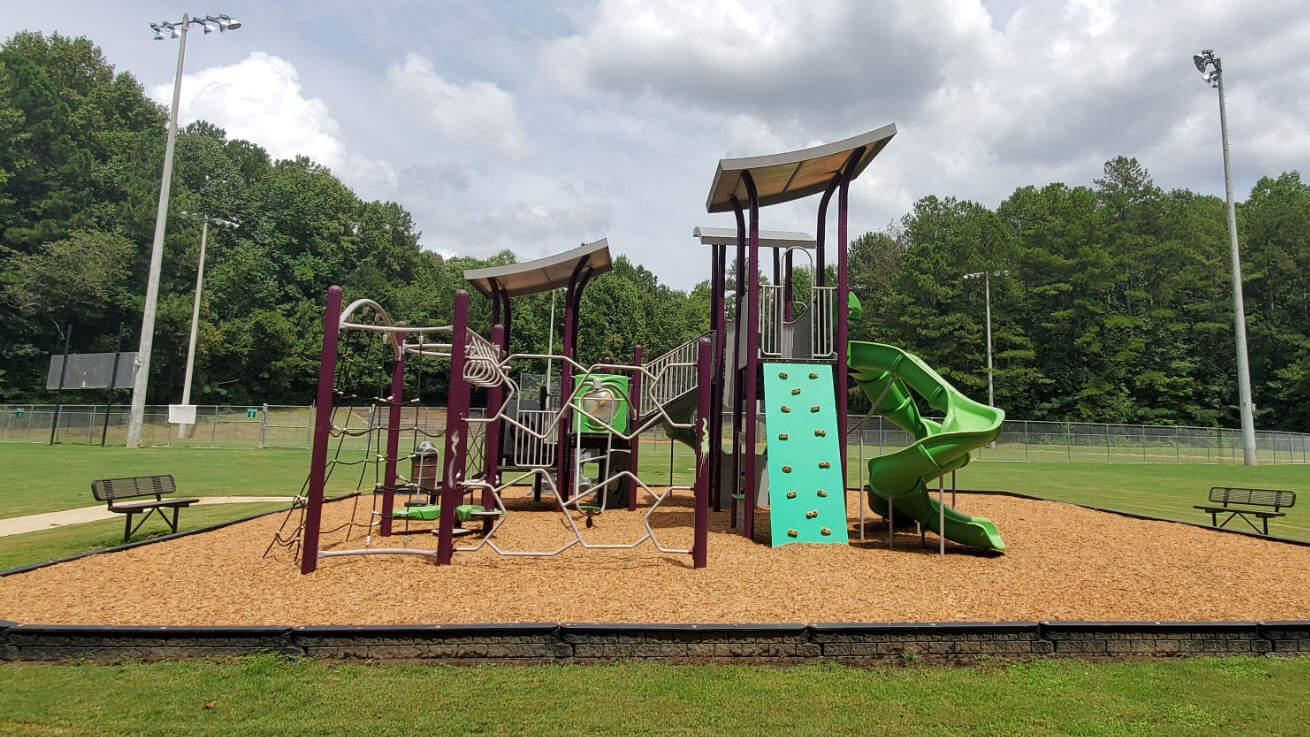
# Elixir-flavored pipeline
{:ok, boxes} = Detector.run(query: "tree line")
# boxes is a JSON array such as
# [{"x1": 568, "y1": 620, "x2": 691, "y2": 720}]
[{"x1": 2, "y1": 32, "x2": 1307, "y2": 431}]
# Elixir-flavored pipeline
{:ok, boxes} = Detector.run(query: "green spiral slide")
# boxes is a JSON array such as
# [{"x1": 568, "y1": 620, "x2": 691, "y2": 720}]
[{"x1": 848, "y1": 341, "x2": 1006, "y2": 551}]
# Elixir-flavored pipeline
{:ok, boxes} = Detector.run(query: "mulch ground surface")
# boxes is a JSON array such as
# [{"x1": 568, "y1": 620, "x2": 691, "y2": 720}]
[{"x1": 1, "y1": 488, "x2": 1306, "y2": 625}]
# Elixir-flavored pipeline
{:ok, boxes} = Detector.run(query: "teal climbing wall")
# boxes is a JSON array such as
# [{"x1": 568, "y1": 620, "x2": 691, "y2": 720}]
[{"x1": 762, "y1": 362, "x2": 849, "y2": 547}]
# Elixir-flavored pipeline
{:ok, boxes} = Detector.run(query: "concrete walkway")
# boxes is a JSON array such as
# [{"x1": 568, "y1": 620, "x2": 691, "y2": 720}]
[{"x1": 0, "y1": 497, "x2": 298, "y2": 538}]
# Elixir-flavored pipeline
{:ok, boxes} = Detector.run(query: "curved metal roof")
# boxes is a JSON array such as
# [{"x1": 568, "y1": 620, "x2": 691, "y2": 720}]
[
  {"x1": 692, "y1": 227, "x2": 816, "y2": 249},
  {"x1": 462, "y1": 238, "x2": 612, "y2": 298},
  {"x1": 705, "y1": 123, "x2": 897, "y2": 213}
]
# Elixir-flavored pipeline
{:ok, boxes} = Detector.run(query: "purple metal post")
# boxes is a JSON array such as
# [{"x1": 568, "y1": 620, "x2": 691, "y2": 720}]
[
  {"x1": 742, "y1": 171, "x2": 760, "y2": 541},
  {"x1": 815, "y1": 179, "x2": 838, "y2": 287},
  {"x1": 693, "y1": 336, "x2": 711, "y2": 568},
  {"x1": 710, "y1": 242, "x2": 726, "y2": 512},
  {"x1": 437, "y1": 290, "x2": 471, "y2": 565},
  {"x1": 836, "y1": 149, "x2": 864, "y2": 490},
  {"x1": 556, "y1": 261, "x2": 590, "y2": 501},
  {"x1": 301, "y1": 285, "x2": 342, "y2": 575},
  {"x1": 482, "y1": 323, "x2": 504, "y2": 509},
  {"x1": 629, "y1": 344, "x2": 642, "y2": 511},
  {"x1": 380, "y1": 323, "x2": 407, "y2": 537},
  {"x1": 729, "y1": 198, "x2": 746, "y2": 529}
]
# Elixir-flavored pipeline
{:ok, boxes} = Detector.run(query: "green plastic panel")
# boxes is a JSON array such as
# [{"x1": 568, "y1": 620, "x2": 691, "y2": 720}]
[
  {"x1": 763, "y1": 362, "x2": 849, "y2": 547},
  {"x1": 391, "y1": 504, "x2": 498, "y2": 523},
  {"x1": 570, "y1": 373, "x2": 630, "y2": 435}
]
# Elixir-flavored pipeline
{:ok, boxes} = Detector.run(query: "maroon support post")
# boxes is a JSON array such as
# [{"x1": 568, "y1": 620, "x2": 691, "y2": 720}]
[
  {"x1": 693, "y1": 336, "x2": 711, "y2": 568},
  {"x1": 710, "y1": 243, "x2": 726, "y2": 512},
  {"x1": 301, "y1": 285, "x2": 342, "y2": 575},
  {"x1": 482, "y1": 323, "x2": 505, "y2": 509},
  {"x1": 438, "y1": 290, "x2": 472, "y2": 565},
  {"x1": 729, "y1": 199, "x2": 746, "y2": 529},
  {"x1": 742, "y1": 171, "x2": 760, "y2": 541},
  {"x1": 836, "y1": 149, "x2": 863, "y2": 490},
  {"x1": 380, "y1": 323, "x2": 407, "y2": 537},
  {"x1": 628, "y1": 344, "x2": 642, "y2": 511}
]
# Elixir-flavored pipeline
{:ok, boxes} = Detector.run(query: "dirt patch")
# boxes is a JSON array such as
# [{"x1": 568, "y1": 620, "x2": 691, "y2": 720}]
[{"x1": 1, "y1": 488, "x2": 1306, "y2": 625}]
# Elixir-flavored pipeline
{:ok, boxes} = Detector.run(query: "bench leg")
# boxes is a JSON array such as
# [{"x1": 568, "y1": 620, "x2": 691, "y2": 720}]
[
  {"x1": 124, "y1": 513, "x2": 133, "y2": 543},
  {"x1": 171, "y1": 506, "x2": 180, "y2": 534},
  {"x1": 1263, "y1": 517, "x2": 1269, "y2": 536}
]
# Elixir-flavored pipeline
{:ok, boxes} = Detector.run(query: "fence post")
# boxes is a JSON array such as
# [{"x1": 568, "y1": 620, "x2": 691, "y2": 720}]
[
  {"x1": 1141, "y1": 425, "x2": 1147, "y2": 462},
  {"x1": 1066, "y1": 422, "x2": 1071, "y2": 461},
  {"x1": 1105, "y1": 423, "x2": 1110, "y2": 462},
  {"x1": 258, "y1": 403, "x2": 269, "y2": 448}
]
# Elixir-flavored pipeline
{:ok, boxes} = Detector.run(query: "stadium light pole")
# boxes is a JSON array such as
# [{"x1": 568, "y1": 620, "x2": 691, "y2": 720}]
[
  {"x1": 176, "y1": 211, "x2": 239, "y2": 437},
  {"x1": 1193, "y1": 49, "x2": 1258, "y2": 466},
  {"x1": 963, "y1": 270, "x2": 1008, "y2": 407},
  {"x1": 126, "y1": 12, "x2": 242, "y2": 448}
]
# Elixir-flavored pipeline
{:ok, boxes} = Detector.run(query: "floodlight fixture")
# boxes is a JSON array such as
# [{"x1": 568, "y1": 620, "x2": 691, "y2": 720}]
[{"x1": 1193, "y1": 53, "x2": 1208, "y2": 73}]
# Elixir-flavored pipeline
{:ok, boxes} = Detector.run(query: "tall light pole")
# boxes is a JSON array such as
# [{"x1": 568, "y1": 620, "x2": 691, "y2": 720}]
[
  {"x1": 176, "y1": 211, "x2": 238, "y2": 437},
  {"x1": 963, "y1": 270, "x2": 1008, "y2": 407},
  {"x1": 1193, "y1": 49, "x2": 1258, "y2": 466},
  {"x1": 126, "y1": 12, "x2": 242, "y2": 448}
]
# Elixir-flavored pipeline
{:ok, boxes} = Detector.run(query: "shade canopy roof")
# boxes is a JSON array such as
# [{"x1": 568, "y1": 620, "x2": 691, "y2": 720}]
[
  {"x1": 692, "y1": 227, "x2": 816, "y2": 249},
  {"x1": 463, "y1": 238, "x2": 612, "y2": 298},
  {"x1": 705, "y1": 123, "x2": 897, "y2": 213}
]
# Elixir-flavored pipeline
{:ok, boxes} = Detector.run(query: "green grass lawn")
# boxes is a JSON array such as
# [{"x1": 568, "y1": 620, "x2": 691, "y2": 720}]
[
  {"x1": 0, "y1": 502, "x2": 288, "y2": 572},
  {"x1": 953, "y1": 460, "x2": 1310, "y2": 541},
  {"x1": 0, "y1": 444, "x2": 354, "y2": 517},
  {"x1": 0, "y1": 656, "x2": 1306, "y2": 736}
]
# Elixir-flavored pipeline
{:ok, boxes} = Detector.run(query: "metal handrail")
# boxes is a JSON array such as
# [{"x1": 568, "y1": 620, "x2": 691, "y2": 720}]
[{"x1": 640, "y1": 331, "x2": 713, "y2": 417}]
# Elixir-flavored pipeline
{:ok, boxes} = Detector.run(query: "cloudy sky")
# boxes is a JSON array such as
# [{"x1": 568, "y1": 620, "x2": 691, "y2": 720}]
[{"x1": 5, "y1": 1, "x2": 1309, "y2": 288}]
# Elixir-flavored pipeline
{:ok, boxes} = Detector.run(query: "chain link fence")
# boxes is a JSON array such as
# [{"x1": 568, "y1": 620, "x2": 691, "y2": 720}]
[{"x1": 2, "y1": 404, "x2": 1306, "y2": 467}]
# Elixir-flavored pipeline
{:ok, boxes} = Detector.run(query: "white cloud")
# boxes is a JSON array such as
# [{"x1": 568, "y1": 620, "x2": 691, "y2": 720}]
[
  {"x1": 151, "y1": 52, "x2": 396, "y2": 192},
  {"x1": 385, "y1": 52, "x2": 528, "y2": 157}
]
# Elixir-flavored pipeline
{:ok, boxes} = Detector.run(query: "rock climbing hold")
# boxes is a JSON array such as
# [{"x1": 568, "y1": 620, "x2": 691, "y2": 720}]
[
  {"x1": 809, "y1": 372, "x2": 819, "y2": 379},
  {"x1": 820, "y1": 527, "x2": 832, "y2": 536},
  {"x1": 778, "y1": 371, "x2": 788, "y2": 379},
  {"x1": 814, "y1": 429, "x2": 826, "y2": 437},
  {"x1": 818, "y1": 461, "x2": 831, "y2": 469},
  {"x1": 810, "y1": 405, "x2": 821, "y2": 413},
  {"x1": 816, "y1": 489, "x2": 828, "y2": 498},
  {"x1": 778, "y1": 433, "x2": 788, "y2": 440},
  {"x1": 791, "y1": 388, "x2": 801, "y2": 395},
  {"x1": 782, "y1": 465, "x2": 792, "y2": 473},
  {"x1": 786, "y1": 490, "x2": 797, "y2": 499},
  {"x1": 781, "y1": 405, "x2": 791, "y2": 413},
  {"x1": 805, "y1": 510, "x2": 818, "y2": 519},
  {"x1": 788, "y1": 529, "x2": 798, "y2": 538}
]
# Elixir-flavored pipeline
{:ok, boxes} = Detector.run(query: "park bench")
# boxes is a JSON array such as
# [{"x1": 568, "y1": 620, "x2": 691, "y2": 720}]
[
  {"x1": 1194, "y1": 486, "x2": 1295, "y2": 536},
  {"x1": 91, "y1": 475, "x2": 199, "y2": 543}
]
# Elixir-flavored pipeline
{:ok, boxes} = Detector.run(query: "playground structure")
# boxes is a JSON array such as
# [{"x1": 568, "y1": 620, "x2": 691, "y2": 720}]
[{"x1": 279, "y1": 123, "x2": 1012, "y2": 574}]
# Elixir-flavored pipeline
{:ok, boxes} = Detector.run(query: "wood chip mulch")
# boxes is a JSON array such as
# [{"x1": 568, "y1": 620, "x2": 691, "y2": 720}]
[{"x1": 1, "y1": 488, "x2": 1306, "y2": 625}]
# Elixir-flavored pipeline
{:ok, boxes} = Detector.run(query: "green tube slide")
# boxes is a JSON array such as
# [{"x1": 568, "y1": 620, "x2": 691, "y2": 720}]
[{"x1": 848, "y1": 341, "x2": 1006, "y2": 551}]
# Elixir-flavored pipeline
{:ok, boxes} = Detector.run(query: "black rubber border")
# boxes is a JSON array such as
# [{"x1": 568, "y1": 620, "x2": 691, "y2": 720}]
[{"x1": 0, "y1": 492, "x2": 360, "y2": 577}]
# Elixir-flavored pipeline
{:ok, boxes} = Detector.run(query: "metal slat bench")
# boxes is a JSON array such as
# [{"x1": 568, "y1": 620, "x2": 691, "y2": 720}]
[
  {"x1": 91, "y1": 475, "x2": 200, "y2": 543},
  {"x1": 1194, "y1": 486, "x2": 1295, "y2": 536}
]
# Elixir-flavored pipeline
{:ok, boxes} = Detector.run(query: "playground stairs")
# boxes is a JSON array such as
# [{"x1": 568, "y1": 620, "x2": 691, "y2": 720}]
[{"x1": 762, "y1": 362, "x2": 848, "y2": 546}]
